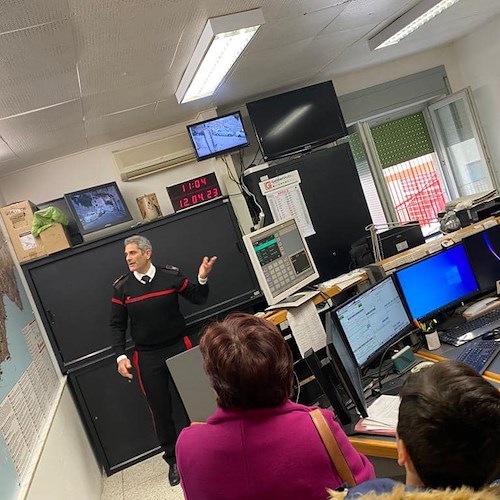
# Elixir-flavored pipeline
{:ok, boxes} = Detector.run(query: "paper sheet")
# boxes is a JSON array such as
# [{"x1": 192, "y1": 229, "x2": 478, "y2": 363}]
[
  {"x1": 286, "y1": 300, "x2": 327, "y2": 357},
  {"x1": 318, "y1": 269, "x2": 366, "y2": 291},
  {"x1": 259, "y1": 171, "x2": 316, "y2": 237},
  {"x1": 365, "y1": 395, "x2": 400, "y2": 428}
]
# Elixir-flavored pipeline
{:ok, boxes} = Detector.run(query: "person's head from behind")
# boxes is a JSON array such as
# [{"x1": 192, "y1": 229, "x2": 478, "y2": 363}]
[
  {"x1": 124, "y1": 235, "x2": 152, "y2": 274},
  {"x1": 397, "y1": 360, "x2": 500, "y2": 490},
  {"x1": 200, "y1": 312, "x2": 293, "y2": 410}
]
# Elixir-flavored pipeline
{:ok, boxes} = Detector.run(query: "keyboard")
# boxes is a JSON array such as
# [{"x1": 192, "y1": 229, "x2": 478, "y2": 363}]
[
  {"x1": 439, "y1": 309, "x2": 500, "y2": 346},
  {"x1": 455, "y1": 339, "x2": 500, "y2": 374}
]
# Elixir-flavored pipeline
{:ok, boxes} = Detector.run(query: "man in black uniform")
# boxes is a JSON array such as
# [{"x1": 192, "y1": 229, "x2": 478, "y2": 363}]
[{"x1": 110, "y1": 234, "x2": 217, "y2": 486}]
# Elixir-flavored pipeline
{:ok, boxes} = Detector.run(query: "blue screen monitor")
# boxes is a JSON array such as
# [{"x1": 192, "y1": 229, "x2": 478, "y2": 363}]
[
  {"x1": 395, "y1": 244, "x2": 479, "y2": 320},
  {"x1": 331, "y1": 276, "x2": 412, "y2": 369},
  {"x1": 64, "y1": 181, "x2": 133, "y2": 235},
  {"x1": 187, "y1": 111, "x2": 249, "y2": 161}
]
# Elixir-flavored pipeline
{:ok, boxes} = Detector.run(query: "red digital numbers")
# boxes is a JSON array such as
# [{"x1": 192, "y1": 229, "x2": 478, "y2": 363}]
[{"x1": 169, "y1": 173, "x2": 221, "y2": 212}]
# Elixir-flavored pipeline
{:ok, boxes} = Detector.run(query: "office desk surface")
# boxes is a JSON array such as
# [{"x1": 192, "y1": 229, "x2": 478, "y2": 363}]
[
  {"x1": 349, "y1": 345, "x2": 500, "y2": 459},
  {"x1": 263, "y1": 272, "x2": 369, "y2": 326}
]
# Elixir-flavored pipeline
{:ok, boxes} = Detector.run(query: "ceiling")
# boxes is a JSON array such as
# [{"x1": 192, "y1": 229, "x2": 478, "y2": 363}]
[{"x1": 0, "y1": 0, "x2": 499, "y2": 176}]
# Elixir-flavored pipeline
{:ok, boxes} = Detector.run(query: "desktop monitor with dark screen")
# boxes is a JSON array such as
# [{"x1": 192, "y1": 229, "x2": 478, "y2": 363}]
[
  {"x1": 395, "y1": 243, "x2": 479, "y2": 320},
  {"x1": 331, "y1": 276, "x2": 412, "y2": 369},
  {"x1": 462, "y1": 225, "x2": 500, "y2": 292}
]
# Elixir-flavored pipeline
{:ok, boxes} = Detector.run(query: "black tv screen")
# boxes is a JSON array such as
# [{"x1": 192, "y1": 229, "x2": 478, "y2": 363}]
[
  {"x1": 187, "y1": 111, "x2": 249, "y2": 161},
  {"x1": 246, "y1": 81, "x2": 347, "y2": 161},
  {"x1": 64, "y1": 182, "x2": 133, "y2": 235}
]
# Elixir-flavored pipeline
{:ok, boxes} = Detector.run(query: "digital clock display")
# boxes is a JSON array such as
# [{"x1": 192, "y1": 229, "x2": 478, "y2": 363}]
[{"x1": 167, "y1": 173, "x2": 222, "y2": 212}]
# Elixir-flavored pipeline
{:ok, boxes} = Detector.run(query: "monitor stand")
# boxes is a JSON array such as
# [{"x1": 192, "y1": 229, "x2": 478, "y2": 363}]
[{"x1": 265, "y1": 290, "x2": 319, "y2": 311}]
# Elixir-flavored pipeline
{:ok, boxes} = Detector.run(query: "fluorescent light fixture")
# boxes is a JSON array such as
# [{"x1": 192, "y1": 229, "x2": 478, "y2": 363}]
[
  {"x1": 368, "y1": 0, "x2": 461, "y2": 50},
  {"x1": 176, "y1": 9, "x2": 265, "y2": 104}
]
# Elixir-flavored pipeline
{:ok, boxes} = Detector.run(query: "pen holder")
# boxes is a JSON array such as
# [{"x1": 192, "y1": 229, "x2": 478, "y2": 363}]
[{"x1": 424, "y1": 329, "x2": 441, "y2": 351}]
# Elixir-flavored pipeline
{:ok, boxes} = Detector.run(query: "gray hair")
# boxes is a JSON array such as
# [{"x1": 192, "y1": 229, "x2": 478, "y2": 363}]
[{"x1": 124, "y1": 235, "x2": 152, "y2": 253}]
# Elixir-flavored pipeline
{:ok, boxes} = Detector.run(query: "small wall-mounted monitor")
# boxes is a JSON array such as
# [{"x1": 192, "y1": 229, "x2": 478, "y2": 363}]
[
  {"x1": 462, "y1": 225, "x2": 500, "y2": 293},
  {"x1": 331, "y1": 276, "x2": 412, "y2": 369},
  {"x1": 64, "y1": 182, "x2": 133, "y2": 235},
  {"x1": 394, "y1": 243, "x2": 479, "y2": 321},
  {"x1": 242, "y1": 218, "x2": 319, "y2": 307},
  {"x1": 186, "y1": 111, "x2": 249, "y2": 161},
  {"x1": 246, "y1": 81, "x2": 347, "y2": 161}
]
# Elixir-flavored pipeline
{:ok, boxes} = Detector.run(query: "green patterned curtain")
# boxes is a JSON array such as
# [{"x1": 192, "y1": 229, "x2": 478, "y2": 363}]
[{"x1": 371, "y1": 112, "x2": 434, "y2": 169}]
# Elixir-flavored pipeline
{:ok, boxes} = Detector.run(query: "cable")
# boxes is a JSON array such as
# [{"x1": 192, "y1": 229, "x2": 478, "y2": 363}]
[
  {"x1": 221, "y1": 154, "x2": 265, "y2": 228},
  {"x1": 293, "y1": 371, "x2": 301, "y2": 403},
  {"x1": 375, "y1": 330, "x2": 416, "y2": 393}
]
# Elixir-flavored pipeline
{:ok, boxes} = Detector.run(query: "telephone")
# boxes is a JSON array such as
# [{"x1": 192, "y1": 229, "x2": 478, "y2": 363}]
[{"x1": 462, "y1": 296, "x2": 500, "y2": 320}]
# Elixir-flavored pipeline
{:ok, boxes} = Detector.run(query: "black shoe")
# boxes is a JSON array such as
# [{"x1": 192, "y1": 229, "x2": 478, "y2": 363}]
[{"x1": 168, "y1": 463, "x2": 180, "y2": 487}]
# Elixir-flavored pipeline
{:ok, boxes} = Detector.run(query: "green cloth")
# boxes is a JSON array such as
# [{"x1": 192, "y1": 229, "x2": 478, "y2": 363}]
[{"x1": 32, "y1": 207, "x2": 69, "y2": 237}]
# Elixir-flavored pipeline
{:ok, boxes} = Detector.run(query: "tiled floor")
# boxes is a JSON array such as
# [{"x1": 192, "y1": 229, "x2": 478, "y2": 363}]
[{"x1": 101, "y1": 454, "x2": 184, "y2": 500}]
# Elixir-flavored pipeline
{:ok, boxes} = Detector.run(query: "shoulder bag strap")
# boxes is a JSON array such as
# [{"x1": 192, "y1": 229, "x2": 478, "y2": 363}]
[{"x1": 309, "y1": 408, "x2": 357, "y2": 486}]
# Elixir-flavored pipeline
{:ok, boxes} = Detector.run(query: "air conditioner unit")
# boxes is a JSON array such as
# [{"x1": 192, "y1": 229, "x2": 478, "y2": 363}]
[{"x1": 113, "y1": 132, "x2": 196, "y2": 181}]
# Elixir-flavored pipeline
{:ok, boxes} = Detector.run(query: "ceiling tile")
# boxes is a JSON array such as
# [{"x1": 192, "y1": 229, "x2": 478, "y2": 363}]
[
  {"x1": 0, "y1": 19, "x2": 79, "y2": 117},
  {"x1": 85, "y1": 104, "x2": 156, "y2": 147},
  {"x1": 82, "y1": 82, "x2": 163, "y2": 119},
  {"x1": 0, "y1": 100, "x2": 84, "y2": 153},
  {"x1": 151, "y1": 97, "x2": 212, "y2": 130},
  {"x1": 247, "y1": 5, "x2": 346, "y2": 54},
  {"x1": 0, "y1": 0, "x2": 69, "y2": 33}
]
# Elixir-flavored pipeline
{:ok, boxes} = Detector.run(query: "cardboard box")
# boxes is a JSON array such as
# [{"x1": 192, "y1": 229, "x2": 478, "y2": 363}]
[
  {"x1": 0, "y1": 200, "x2": 46, "y2": 262},
  {"x1": 38, "y1": 223, "x2": 71, "y2": 255}
]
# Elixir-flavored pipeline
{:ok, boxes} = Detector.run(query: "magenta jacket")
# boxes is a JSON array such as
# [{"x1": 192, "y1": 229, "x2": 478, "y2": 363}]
[{"x1": 176, "y1": 400, "x2": 375, "y2": 500}]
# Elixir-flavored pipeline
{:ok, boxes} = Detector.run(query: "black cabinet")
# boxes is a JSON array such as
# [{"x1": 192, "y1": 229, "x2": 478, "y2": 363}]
[
  {"x1": 242, "y1": 143, "x2": 373, "y2": 280},
  {"x1": 23, "y1": 199, "x2": 262, "y2": 372},
  {"x1": 22, "y1": 199, "x2": 263, "y2": 473},
  {"x1": 69, "y1": 353, "x2": 160, "y2": 474}
]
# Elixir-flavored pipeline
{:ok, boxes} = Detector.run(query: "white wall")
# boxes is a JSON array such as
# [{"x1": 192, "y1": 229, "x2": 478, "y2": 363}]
[
  {"x1": 452, "y1": 16, "x2": 500, "y2": 185},
  {"x1": 25, "y1": 384, "x2": 102, "y2": 500},
  {"x1": 0, "y1": 117, "x2": 252, "y2": 234}
]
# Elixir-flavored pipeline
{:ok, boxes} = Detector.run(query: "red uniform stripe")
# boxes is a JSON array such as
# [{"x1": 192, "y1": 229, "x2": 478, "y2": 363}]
[
  {"x1": 132, "y1": 351, "x2": 146, "y2": 395},
  {"x1": 178, "y1": 278, "x2": 189, "y2": 293},
  {"x1": 125, "y1": 289, "x2": 176, "y2": 304},
  {"x1": 132, "y1": 351, "x2": 156, "y2": 431},
  {"x1": 112, "y1": 297, "x2": 124, "y2": 305},
  {"x1": 183, "y1": 336, "x2": 192, "y2": 350}
]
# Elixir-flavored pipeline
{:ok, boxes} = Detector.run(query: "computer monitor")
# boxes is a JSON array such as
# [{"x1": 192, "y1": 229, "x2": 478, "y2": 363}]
[
  {"x1": 394, "y1": 243, "x2": 479, "y2": 321},
  {"x1": 64, "y1": 181, "x2": 133, "y2": 236},
  {"x1": 377, "y1": 222, "x2": 425, "y2": 260},
  {"x1": 325, "y1": 312, "x2": 368, "y2": 418},
  {"x1": 462, "y1": 225, "x2": 500, "y2": 293},
  {"x1": 186, "y1": 111, "x2": 249, "y2": 161},
  {"x1": 242, "y1": 218, "x2": 319, "y2": 307},
  {"x1": 331, "y1": 276, "x2": 412, "y2": 369}
]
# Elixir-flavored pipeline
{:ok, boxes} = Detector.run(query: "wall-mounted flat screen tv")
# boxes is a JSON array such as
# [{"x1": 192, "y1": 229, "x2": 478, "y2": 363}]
[
  {"x1": 246, "y1": 81, "x2": 347, "y2": 161},
  {"x1": 64, "y1": 181, "x2": 133, "y2": 235},
  {"x1": 187, "y1": 111, "x2": 249, "y2": 161}
]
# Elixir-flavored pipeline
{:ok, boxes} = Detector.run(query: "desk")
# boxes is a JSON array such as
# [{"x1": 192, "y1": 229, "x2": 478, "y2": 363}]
[
  {"x1": 263, "y1": 272, "x2": 369, "y2": 326},
  {"x1": 348, "y1": 346, "x2": 500, "y2": 462}
]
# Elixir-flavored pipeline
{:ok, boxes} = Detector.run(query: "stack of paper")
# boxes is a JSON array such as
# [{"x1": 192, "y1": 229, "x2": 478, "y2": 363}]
[{"x1": 355, "y1": 395, "x2": 400, "y2": 436}]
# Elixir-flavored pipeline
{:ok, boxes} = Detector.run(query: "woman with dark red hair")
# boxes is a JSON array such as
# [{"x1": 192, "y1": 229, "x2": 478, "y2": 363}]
[{"x1": 176, "y1": 312, "x2": 374, "y2": 499}]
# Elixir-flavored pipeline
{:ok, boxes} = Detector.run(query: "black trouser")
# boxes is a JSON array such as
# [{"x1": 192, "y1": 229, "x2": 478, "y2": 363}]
[{"x1": 132, "y1": 338, "x2": 191, "y2": 465}]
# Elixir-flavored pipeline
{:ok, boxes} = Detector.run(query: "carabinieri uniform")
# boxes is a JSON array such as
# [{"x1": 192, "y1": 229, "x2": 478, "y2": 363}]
[{"x1": 110, "y1": 265, "x2": 209, "y2": 465}]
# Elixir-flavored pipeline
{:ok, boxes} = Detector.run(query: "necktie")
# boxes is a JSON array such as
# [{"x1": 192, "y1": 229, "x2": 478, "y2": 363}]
[{"x1": 141, "y1": 275, "x2": 151, "y2": 284}]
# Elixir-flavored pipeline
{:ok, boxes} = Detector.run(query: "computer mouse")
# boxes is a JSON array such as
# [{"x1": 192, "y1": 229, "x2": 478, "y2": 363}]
[{"x1": 482, "y1": 328, "x2": 500, "y2": 341}]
